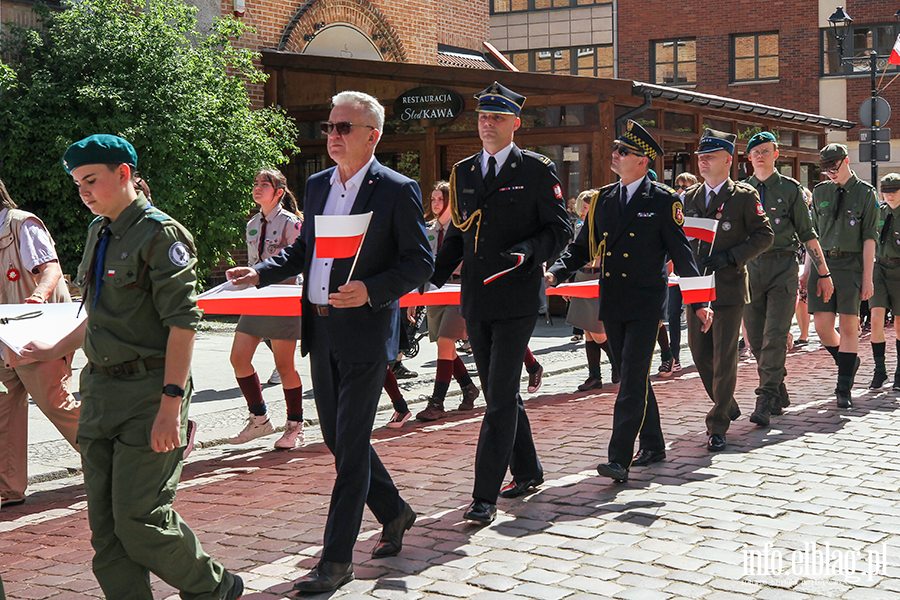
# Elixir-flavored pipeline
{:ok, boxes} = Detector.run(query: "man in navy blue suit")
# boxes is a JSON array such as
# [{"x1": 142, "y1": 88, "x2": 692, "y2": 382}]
[{"x1": 226, "y1": 91, "x2": 433, "y2": 594}]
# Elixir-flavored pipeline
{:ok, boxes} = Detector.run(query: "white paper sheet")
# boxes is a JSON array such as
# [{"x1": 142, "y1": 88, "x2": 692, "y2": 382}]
[
  {"x1": 0, "y1": 303, "x2": 87, "y2": 357},
  {"x1": 197, "y1": 281, "x2": 303, "y2": 299}
]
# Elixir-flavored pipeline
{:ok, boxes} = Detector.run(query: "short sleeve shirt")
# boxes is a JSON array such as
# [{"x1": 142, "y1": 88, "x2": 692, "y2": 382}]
[{"x1": 0, "y1": 208, "x2": 58, "y2": 273}]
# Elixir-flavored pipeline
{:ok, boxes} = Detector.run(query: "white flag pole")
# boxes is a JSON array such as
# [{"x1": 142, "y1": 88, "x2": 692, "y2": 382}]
[{"x1": 344, "y1": 212, "x2": 373, "y2": 286}]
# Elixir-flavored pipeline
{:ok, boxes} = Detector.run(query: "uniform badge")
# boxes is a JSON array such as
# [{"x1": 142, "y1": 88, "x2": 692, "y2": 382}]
[
  {"x1": 849, "y1": 219, "x2": 857, "y2": 227},
  {"x1": 168, "y1": 241, "x2": 191, "y2": 267},
  {"x1": 553, "y1": 184, "x2": 563, "y2": 200},
  {"x1": 249, "y1": 229, "x2": 258, "y2": 236},
  {"x1": 295, "y1": 222, "x2": 302, "y2": 230},
  {"x1": 756, "y1": 202, "x2": 765, "y2": 216},
  {"x1": 673, "y1": 202, "x2": 684, "y2": 226},
  {"x1": 6, "y1": 267, "x2": 19, "y2": 282},
  {"x1": 774, "y1": 218, "x2": 782, "y2": 225},
  {"x1": 268, "y1": 245, "x2": 278, "y2": 255},
  {"x1": 722, "y1": 222, "x2": 732, "y2": 231},
  {"x1": 821, "y1": 201, "x2": 831, "y2": 208}
]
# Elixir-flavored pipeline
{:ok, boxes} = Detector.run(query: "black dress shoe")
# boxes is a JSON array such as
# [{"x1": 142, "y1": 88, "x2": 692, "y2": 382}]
[
  {"x1": 708, "y1": 434, "x2": 726, "y2": 452},
  {"x1": 292, "y1": 560, "x2": 354, "y2": 594},
  {"x1": 499, "y1": 477, "x2": 543, "y2": 498},
  {"x1": 577, "y1": 376, "x2": 603, "y2": 391},
  {"x1": 631, "y1": 448, "x2": 666, "y2": 467},
  {"x1": 596, "y1": 462, "x2": 629, "y2": 482},
  {"x1": 870, "y1": 370, "x2": 888, "y2": 389},
  {"x1": 372, "y1": 502, "x2": 416, "y2": 558},
  {"x1": 463, "y1": 499, "x2": 496, "y2": 524}
]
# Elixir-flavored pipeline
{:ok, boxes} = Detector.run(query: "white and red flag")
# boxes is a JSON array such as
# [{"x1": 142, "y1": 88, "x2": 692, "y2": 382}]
[
  {"x1": 890, "y1": 34, "x2": 900, "y2": 65},
  {"x1": 315, "y1": 212, "x2": 372, "y2": 259},
  {"x1": 678, "y1": 274, "x2": 716, "y2": 304},
  {"x1": 682, "y1": 217, "x2": 718, "y2": 244}
]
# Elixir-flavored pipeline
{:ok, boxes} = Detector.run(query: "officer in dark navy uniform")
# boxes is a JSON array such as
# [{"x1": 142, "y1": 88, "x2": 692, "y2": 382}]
[
  {"x1": 432, "y1": 82, "x2": 571, "y2": 523},
  {"x1": 547, "y1": 120, "x2": 712, "y2": 482}
]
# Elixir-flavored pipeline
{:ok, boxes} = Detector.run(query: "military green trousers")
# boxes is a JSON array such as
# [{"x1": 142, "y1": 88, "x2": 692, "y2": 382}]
[
  {"x1": 79, "y1": 367, "x2": 233, "y2": 600},
  {"x1": 745, "y1": 253, "x2": 799, "y2": 398}
]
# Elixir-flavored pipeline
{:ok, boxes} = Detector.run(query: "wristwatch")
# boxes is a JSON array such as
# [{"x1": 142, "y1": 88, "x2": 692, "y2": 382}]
[{"x1": 162, "y1": 384, "x2": 185, "y2": 398}]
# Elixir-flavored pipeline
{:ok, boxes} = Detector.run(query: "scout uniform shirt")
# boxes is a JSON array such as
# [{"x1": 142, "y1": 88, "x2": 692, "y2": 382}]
[
  {"x1": 246, "y1": 205, "x2": 302, "y2": 266},
  {"x1": 745, "y1": 171, "x2": 816, "y2": 252},
  {"x1": 74, "y1": 193, "x2": 203, "y2": 371},
  {"x1": 811, "y1": 172, "x2": 878, "y2": 253},
  {"x1": 877, "y1": 202, "x2": 900, "y2": 259}
]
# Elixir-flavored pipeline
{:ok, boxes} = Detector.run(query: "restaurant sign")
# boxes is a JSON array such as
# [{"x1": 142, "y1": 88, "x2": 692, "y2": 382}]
[{"x1": 394, "y1": 86, "x2": 463, "y2": 127}]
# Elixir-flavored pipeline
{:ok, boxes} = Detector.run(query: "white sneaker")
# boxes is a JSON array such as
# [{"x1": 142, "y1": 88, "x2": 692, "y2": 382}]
[
  {"x1": 267, "y1": 368, "x2": 282, "y2": 385},
  {"x1": 274, "y1": 420, "x2": 303, "y2": 449},
  {"x1": 229, "y1": 414, "x2": 275, "y2": 444}
]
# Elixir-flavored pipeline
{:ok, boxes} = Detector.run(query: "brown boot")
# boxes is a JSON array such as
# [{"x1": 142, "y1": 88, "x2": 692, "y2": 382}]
[
  {"x1": 416, "y1": 397, "x2": 446, "y2": 421},
  {"x1": 457, "y1": 383, "x2": 479, "y2": 411}
]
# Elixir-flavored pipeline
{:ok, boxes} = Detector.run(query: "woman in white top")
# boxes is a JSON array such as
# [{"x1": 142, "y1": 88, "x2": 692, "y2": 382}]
[{"x1": 228, "y1": 169, "x2": 305, "y2": 449}]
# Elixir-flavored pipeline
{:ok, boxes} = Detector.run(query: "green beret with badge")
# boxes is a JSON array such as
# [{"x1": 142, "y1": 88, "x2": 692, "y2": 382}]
[
  {"x1": 746, "y1": 131, "x2": 777, "y2": 154},
  {"x1": 62, "y1": 134, "x2": 138, "y2": 174}
]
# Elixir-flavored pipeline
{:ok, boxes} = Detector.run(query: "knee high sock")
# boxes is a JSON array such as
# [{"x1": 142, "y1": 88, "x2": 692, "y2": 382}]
[
  {"x1": 585, "y1": 340, "x2": 602, "y2": 379},
  {"x1": 873, "y1": 342, "x2": 887, "y2": 372},
  {"x1": 598, "y1": 339, "x2": 616, "y2": 371},
  {"x1": 825, "y1": 345, "x2": 840, "y2": 365},
  {"x1": 284, "y1": 386, "x2": 304, "y2": 422},
  {"x1": 453, "y1": 356, "x2": 473, "y2": 388},
  {"x1": 237, "y1": 373, "x2": 266, "y2": 416},
  {"x1": 657, "y1": 324, "x2": 672, "y2": 360},
  {"x1": 895, "y1": 339, "x2": 900, "y2": 374},
  {"x1": 837, "y1": 352, "x2": 858, "y2": 390},
  {"x1": 524, "y1": 347, "x2": 540, "y2": 374},
  {"x1": 434, "y1": 359, "x2": 453, "y2": 400},
  {"x1": 383, "y1": 368, "x2": 409, "y2": 413}
]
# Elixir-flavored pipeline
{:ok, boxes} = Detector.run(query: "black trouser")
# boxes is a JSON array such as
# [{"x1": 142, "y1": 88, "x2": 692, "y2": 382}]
[
  {"x1": 467, "y1": 314, "x2": 542, "y2": 502},
  {"x1": 604, "y1": 318, "x2": 665, "y2": 466},
  {"x1": 308, "y1": 314, "x2": 405, "y2": 563}
]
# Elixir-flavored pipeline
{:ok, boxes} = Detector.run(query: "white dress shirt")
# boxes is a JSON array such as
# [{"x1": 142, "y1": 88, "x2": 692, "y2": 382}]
[
  {"x1": 480, "y1": 143, "x2": 514, "y2": 178},
  {"x1": 703, "y1": 180, "x2": 727, "y2": 209},
  {"x1": 308, "y1": 155, "x2": 375, "y2": 305}
]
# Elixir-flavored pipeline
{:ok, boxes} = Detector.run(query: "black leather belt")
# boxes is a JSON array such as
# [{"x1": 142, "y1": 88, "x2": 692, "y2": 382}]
[
  {"x1": 878, "y1": 256, "x2": 900, "y2": 267},
  {"x1": 824, "y1": 250, "x2": 859, "y2": 258},
  {"x1": 313, "y1": 304, "x2": 329, "y2": 317},
  {"x1": 90, "y1": 357, "x2": 166, "y2": 377}
]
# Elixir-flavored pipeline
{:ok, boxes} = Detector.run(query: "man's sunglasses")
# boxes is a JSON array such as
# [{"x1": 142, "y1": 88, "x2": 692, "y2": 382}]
[
  {"x1": 612, "y1": 144, "x2": 643, "y2": 158},
  {"x1": 674, "y1": 184, "x2": 689, "y2": 190},
  {"x1": 320, "y1": 121, "x2": 376, "y2": 136}
]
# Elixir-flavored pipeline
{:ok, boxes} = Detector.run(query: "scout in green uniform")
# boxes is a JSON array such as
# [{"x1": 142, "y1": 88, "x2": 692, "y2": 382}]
[
  {"x1": 742, "y1": 132, "x2": 833, "y2": 426},
  {"x1": 809, "y1": 143, "x2": 878, "y2": 408},
  {"x1": 23, "y1": 135, "x2": 243, "y2": 600},
  {"x1": 868, "y1": 172, "x2": 900, "y2": 390},
  {"x1": 682, "y1": 129, "x2": 773, "y2": 452}
]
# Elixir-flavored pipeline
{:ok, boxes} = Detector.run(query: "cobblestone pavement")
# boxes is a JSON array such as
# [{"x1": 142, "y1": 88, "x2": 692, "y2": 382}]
[{"x1": 4, "y1": 332, "x2": 900, "y2": 599}]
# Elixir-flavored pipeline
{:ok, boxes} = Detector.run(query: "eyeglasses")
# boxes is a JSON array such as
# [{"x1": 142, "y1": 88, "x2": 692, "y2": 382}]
[
  {"x1": 320, "y1": 121, "x2": 376, "y2": 136},
  {"x1": 822, "y1": 161, "x2": 844, "y2": 175},
  {"x1": 749, "y1": 148, "x2": 774, "y2": 158},
  {"x1": 674, "y1": 184, "x2": 688, "y2": 190},
  {"x1": 612, "y1": 144, "x2": 643, "y2": 158}
]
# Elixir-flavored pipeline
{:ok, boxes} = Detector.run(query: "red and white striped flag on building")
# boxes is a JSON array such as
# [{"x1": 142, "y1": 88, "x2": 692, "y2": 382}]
[
  {"x1": 315, "y1": 212, "x2": 372, "y2": 259},
  {"x1": 682, "y1": 217, "x2": 718, "y2": 244},
  {"x1": 890, "y1": 34, "x2": 900, "y2": 65},
  {"x1": 679, "y1": 274, "x2": 716, "y2": 304}
]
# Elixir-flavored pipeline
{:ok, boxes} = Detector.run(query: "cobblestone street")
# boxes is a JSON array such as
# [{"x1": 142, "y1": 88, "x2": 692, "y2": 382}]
[{"x1": 4, "y1": 334, "x2": 900, "y2": 599}]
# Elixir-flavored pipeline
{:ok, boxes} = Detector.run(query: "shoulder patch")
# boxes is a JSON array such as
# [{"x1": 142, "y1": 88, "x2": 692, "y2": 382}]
[
  {"x1": 655, "y1": 182, "x2": 677, "y2": 195},
  {"x1": 756, "y1": 202, "x2": 766, "y2": 216},
  {"x1": 144, "y1": 207, "x2": 173, "y2": 224},
  {"x1": 523, "y1": 149, "x2": 553, "y2": 166},
  {"x1": 735, "y1": 181, "x2": 756, "y2": 193},
  {"x1": 673, "y1": 201, "x2": 684, "y2": 226},
  {"x1": 168, "y1": 241, "x2": 191, "y2": 267}
]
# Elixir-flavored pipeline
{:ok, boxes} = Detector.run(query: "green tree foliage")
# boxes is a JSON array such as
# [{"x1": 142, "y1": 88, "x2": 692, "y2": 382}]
[{"x1": 0, "y1": 0, "x2": 298, "y2": 282}]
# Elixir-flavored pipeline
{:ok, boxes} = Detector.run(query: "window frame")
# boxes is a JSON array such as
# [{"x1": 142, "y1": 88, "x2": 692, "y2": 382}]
[
  {"x1": 504, "y1": 44, "x2": 614, "y2": 77},
  {"x1": 821, "y1": 22, "x2": 900, "y2": 77},
  {"x1": 730, "y1": 31, "x2": 779, "y2": 82},
  {"x1": 490, "y1": 0, "x2": 609, "y2": 14},
  {"x1": 650, "y1": 38, "x2": 697, "y2": 87}
]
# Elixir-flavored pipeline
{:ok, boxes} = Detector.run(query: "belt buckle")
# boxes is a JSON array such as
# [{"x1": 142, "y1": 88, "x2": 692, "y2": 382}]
[
  {"x1": 315, "y1": 305, "x2": 329, "y2": 317},
  {"x1": 108, "y1": 365, "x2": 123, "y2": 376}
]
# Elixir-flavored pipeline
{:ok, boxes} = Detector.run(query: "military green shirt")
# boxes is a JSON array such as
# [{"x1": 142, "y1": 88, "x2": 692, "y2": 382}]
[
  {"x1": 876, "y1": 203, "x2": 900, "y2": 259},
  {"x1": 745, "y1": 171, "x2": 816, "y2": 252},
  {"x1": 811, "y1": 172, "x2": 879, "y2": 253},
  {"x1": 75, "y1": 194, "x2": 202, "y2": 366}
]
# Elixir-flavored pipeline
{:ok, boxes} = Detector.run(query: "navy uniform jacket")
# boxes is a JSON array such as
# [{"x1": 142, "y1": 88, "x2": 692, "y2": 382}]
[
  {"x1": 256, "y1": 159, "x2": 434, "y2": 363},
  {"x1": 549, "y1": 176, "x2": 704, "y2": 322},
  {"x1": 683, "y1": 179, "x2": 773, "y2": 307},
  {"x1": 432, "y1": 144, "x2": 571, "y2": 322}
]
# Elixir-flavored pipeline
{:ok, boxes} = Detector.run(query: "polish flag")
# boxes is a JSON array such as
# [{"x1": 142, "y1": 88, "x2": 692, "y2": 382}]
[
  {"x1": 682, "y1": 217, "x2": 718, "y2": 243},
  {"x1": 315, "y1": 212, "x2": 372, "y2": 259},
  {"x1": 890, "y1": 34, "x2": 900, "y2": 65},
  {"x1": 679, "y1": 274, "x2": 716, "y2": 304}
]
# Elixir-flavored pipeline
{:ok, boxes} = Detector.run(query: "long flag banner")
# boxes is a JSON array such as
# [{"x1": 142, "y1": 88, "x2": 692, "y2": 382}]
[
  {"x1": 315, "y1": 212, "x2": 372, "y2": 259},
  {"x1": 545, "y1": 280, "x2": 598, "y2": 299},
  {"x1": 399, "y1": 284, "x2": 461, "y2": 307},
  {"x1": 678, "y1": 273, "x2": 716, "y2": 304},
  {"x1": 682, "y1": 217, "x2": 718, "y2": 244},
  {"x1": 198, "y1": 281, "x2": 303, "y2": 316}
]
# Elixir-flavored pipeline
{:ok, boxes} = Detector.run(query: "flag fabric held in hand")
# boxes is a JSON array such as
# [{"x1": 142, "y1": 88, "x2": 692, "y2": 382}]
[
  {"x1": 890, "y1": 34, "x2": 900, "y2": 65},
  {"x1": 679, "y1": 274, "x2": 716, "y2": 304},
  {"x1": 315, "y1": 212, "x2": 372, "y2": 259},
  {"x1": 682, "y1": 217, "x2": 718, "y2": 244}
]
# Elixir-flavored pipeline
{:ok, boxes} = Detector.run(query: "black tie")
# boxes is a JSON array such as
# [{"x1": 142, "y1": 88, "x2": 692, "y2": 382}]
[
  {"x1": 620, "y1": 186, "x2": 628, "y2": 212},
  {"x1": 835, "y1": 187, "x2": 845, "y2": 219},
  {"x1": 757, "y1": 183, "x2": 765, "y2": 209},
  {"x1": 881, "y1": 213, "x2": 894, "y2": 246},
  {"x1": 484, "y1": 155, "x2": 496, "y2": 189},
  {"x1": 707, "y1": 189, "x2": 717, "y2": 211}
]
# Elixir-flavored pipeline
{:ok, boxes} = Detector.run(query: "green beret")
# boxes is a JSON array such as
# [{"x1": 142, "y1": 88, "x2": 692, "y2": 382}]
[
  {"x1": 881, "y1": 172, "x2": 900, "y2": 193},
  {"x1": 746, "y1": 131, "x2": 777, "y2": 154},
  {"x1": 819, "y1": 143, "x2": 848, "y2": 167},
  {"x1": 62, "y1": 134, "x2": 138, "y2": 174}
]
